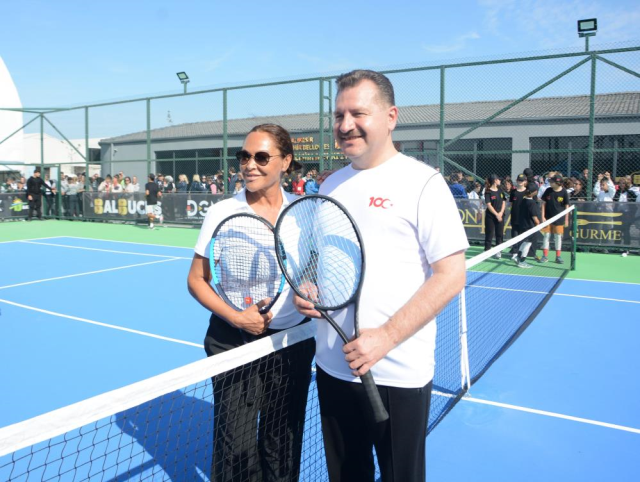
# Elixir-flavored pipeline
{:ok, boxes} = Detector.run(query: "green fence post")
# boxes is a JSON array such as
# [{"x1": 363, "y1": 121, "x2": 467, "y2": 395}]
[
  {"x1": 40, "y1": 114, "x2": 44, "y2": 173},
  {"x1": 319, "y1": 79, "x2": 325, "y2": 173},
  {"x1": 223, "y1": 89, "x2": 228, "y2": 192},
  {"x1": 146, "y1": 99, "x2": 151, "y2": 177},
  {"x1": 586, "y1": 54, "x2": 597, "y2": 200},
  {"x1": 85, "y1": 107, "x2": 90, "y2": 190},
  {"x1": 439, "y1": 66, "x2": 445, "y2": 173}
]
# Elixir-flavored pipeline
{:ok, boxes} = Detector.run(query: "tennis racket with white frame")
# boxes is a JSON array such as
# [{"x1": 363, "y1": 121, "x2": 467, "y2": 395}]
[{"x1": 209, "y1": 213, "x2": 286, "y2": 339}]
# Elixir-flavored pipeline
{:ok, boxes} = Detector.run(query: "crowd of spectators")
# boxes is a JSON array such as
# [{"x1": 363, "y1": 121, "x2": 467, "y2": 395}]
[
  {"x1": 446, "y1": 167, "x2": 640, "y2": 204},
  {"x1": 3, "y1": 166, "x2": 637, "y2": 219},
  {"x1": 281, "y1": 168, "x2": 320, "y2": 196},
  {"x1": 0, "y1": 168, "x2": 253, "y2": 220},
  {"x1": 443, "y1": 167, "x2": 638, "y2": 257}
]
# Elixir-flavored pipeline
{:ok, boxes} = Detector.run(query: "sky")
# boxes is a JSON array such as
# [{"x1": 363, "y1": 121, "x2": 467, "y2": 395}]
[{"x1": 1, "y1": 0, "x2": 639, "y2": 136}]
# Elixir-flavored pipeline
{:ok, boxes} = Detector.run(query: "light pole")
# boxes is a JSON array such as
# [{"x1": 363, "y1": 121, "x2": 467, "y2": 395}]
[
  {"x1": 176, "y1": 72, "x2": 190, "y2": 94},
  {"x1": 578, "y1": 18, "x2": 597, "y2": 52}
]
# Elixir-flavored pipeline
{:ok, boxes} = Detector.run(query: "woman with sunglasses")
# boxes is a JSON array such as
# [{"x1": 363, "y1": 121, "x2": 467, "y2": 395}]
[{"x1": 187, "y1": 124, "x2": 313, "y2": 482}]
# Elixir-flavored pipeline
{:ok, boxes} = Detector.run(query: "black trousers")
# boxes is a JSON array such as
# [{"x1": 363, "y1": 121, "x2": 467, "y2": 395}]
[
  {"x1": 509, "y1": 225, "x2": 521, "y2": 253},
  {"x1": 316, "y1": 367, "x2": 432, "y2": 482},
  {"x1": 205, "y1": 314, "x2": 314, "y2": 482},
  {"x1": 44, "y1": 195, "x2": 56, "y2": 216},
  {"x1": 28, "y1": 195, "x2": 42, "y2": 219},
  {"x1": 484, "y1": 213, "x2": 504, "y2": 251}
]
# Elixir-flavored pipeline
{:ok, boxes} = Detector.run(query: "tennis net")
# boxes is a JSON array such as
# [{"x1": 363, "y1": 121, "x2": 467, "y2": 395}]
[
  {"x1": 429, "y1": 205, "x2": 576, "y2": 430},
  {"x1": 0, "y1": 206, "x2": 575, "y2": 481}
]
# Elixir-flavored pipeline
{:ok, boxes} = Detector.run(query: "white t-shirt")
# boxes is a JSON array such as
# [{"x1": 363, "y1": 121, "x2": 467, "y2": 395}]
[
  {"x1": 194, "y1": 188, "x2": 303, "y2": 330},
  {"x1": 317, "y1": 153, "x2": 469, "y2": 388}
]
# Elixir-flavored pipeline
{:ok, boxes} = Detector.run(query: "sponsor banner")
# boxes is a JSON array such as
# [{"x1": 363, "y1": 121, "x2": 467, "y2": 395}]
[
  {"x1": 457, "y1": 199, "x2": 640, "y2": 248},
  {"x1": 0, "y1": 193, "x2": 29, "y2": 219},
  {"x1": 12, "y1": 193, "x2": 636, "y2": 249},
  {"x1": 83, "y1": 192, "x2": 230, "y2": 224}
]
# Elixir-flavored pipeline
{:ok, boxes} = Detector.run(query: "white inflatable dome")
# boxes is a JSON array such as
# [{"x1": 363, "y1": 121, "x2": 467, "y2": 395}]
[{"x1": 0, "y1": 56, "x2": 25, "y2": 169}]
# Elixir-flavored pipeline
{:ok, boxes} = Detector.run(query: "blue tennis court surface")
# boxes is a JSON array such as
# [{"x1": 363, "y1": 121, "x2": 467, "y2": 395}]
[{"x1": 1, "y1": 236, "x2": 638, "y2": 481}]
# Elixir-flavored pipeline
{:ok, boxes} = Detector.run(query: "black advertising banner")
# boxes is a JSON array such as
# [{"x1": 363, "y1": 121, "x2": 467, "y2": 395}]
[
  {"x1": 457, "y1": 200, "x2": 640, "y2": 249},
  {"x1": 83, "y1": 192, "x2": 229, "y2": 224},
  {"x1": 0, "y1": 193, "x2": 29, "y2": 219},
  {"x1": 573, "y1": 202, "x2": 639, "y2": 248},
  {"x1": 7, "y1": 193, "x2": 637, "y2": 249}
]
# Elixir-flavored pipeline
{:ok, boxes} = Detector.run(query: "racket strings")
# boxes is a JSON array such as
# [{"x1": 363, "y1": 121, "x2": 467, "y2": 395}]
[
  {"x1": 213, "y1": 217, "x2": 281, "y2": 309},
  {"x1": 277, "y1": 198, "x2": 363, "y2": 309}
]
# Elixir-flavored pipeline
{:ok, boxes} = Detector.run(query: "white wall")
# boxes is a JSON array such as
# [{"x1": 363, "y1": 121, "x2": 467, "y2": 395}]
[
  {"x1": 0, "y1": 56, "x2": 25, "y2": 173},
  {"x1": 23, "y1": 133, "x2": 101, "y2": 175}
]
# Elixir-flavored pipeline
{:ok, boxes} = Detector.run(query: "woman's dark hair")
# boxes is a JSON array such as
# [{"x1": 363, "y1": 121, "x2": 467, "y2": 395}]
[
  {"x1": 248, "y1": 123, "x2": 296, "y2": 173},
  {"x1": 485, "y1": 174, "x2": 499, "y2": 189}
]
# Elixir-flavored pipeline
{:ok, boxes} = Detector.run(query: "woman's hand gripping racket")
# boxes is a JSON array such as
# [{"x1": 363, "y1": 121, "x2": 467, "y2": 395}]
[
  {"x1": 274, "y1": 195, "x2": 389, "y2": 423},
  {"x1": 209, "y1": 213, "x2": 285, "y2": 340}
]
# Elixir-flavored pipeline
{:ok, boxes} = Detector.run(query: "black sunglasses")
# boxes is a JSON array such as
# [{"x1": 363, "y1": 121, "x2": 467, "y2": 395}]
[{"x1": 235, "y1": 150, "x2": 282, "y2": 166}]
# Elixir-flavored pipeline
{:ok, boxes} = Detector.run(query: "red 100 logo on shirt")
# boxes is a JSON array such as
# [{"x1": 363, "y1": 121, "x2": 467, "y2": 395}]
[{"x1": 369, "y1": 197, "x2": 392, "y2": 209}]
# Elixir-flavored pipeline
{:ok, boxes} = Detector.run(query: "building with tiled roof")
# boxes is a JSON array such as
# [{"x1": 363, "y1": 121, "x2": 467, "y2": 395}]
[{"x1": 99, "y1": 92, "x2": 640, "y2": 183}]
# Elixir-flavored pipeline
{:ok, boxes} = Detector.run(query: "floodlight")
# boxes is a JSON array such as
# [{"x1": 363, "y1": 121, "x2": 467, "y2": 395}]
[
  {"x1": 577, "y1": 18, "x2": 597, "y2": 52},
  {"x1": 176, "y1": 72, "x2": 190, "y2": 93},
  {"x1": 578, "y1": 18, "x2": 597, "y2": 37}
]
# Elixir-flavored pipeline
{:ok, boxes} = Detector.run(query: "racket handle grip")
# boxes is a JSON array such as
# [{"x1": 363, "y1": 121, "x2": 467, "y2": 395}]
[{"x1": 360, "y1": 371, "x2": 389, "y2": 423}]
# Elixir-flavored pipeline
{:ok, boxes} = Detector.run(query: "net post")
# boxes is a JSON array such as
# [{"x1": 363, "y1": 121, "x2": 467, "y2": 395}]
[
  {"x1": 571, "y1": 205, "x2": 578, "y2": 271},
  {"x1": 459, "y1": 287, "x2": 472, "y2": 392}
]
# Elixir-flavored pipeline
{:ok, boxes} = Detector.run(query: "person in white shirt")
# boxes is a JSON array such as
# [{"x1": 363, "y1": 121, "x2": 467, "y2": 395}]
[
  {"x1": 110, "y1": 176, "x2": 123, "y2": 194},
  {"x1": 593, "y1": 172, "x2": 615, "y2": 202},
  {"x1": 98, "y1": 175, "x2": 113, "y2": 194},
  {"x1": 123, "y1": 176, "x2": 136, "y2": 195},
  {"x1": 131, "y1": 176, "x2": 141, "y2": 192},
  {"x1": 294, "y1": 70, "x2": 468, "y2": 482},
  {"x1": 187, "y1": 124, "x2": 310, "y2": 482},
  {"x1": 467, "y1": 181, "x2": 482, "y2": 200},
  {"x1": 65, "y1": 176, "x2": 80, "y2": 217},
  {"x1": 537, "y1": 172, "x2": 552, "y2": 200}
]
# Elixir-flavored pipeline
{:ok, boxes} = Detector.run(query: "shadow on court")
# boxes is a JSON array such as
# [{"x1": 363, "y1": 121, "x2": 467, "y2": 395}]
[{"x1": 106, "y1": 391, "x2": 214, "y2": 482}]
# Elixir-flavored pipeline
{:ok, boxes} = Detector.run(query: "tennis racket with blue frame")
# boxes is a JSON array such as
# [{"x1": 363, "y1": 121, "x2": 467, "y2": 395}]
[{"x1": 209, "y1": 213, "x2": 286, "y2": 339}]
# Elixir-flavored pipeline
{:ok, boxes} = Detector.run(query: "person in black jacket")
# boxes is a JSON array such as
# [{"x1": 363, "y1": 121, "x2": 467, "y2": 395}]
[
  {"x1": 515, "y1": 185, "x2": 542, "y2": 268},
  {"x1": 26, "y1": 168, "x2": 55, "y2": 220},
  {"x1": 613, "y1": 179, "x2": 638, "y2": 203}
]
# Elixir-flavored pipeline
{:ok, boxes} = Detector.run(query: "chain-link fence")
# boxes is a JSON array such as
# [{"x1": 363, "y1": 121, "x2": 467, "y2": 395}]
[{"x1": 1, "y1": 43, "x2": 639, "y2": 245}]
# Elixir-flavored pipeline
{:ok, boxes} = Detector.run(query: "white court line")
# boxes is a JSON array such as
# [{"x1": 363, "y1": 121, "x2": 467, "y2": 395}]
[
  {"x1": 467, "y1": 284, "x2": 640, "y2": 304},
  {"x1": 564, "y1": 277, "x2": 640, "y2": 286},
  {"x1": 0, "y1": 236, "x2": 67, "y2": 245},
  {"x1": 0, "y1": 258, "x2": 181, "y2": 291},
  {"x1": 19, "y1": 240, "x2": 191, "y2": 259},
  {"x1": 63, "y1": 235, "x2": 194, "y2": 250},
  {"x1": 0, "y1": 298, "x2": 202, "y2": 348},
  {"x1": 468, "y1": 268, "x2": 640, "y2": 287},
  {"x1": 462, "y1": 396, "x2": 640, "y2": 435}
]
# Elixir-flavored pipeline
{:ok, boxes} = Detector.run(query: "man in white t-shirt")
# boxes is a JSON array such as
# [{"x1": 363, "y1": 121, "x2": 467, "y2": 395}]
[{"x1": 294, "y1": 70, "x2": 468, "y2": 482}]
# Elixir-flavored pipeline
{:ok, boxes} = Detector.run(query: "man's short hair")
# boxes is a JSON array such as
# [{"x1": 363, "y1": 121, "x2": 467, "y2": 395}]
[
  {"x1": 148, "y1": 173, "x2": 155, "y2": 181},
  {"x1": 335, "y1": 69, "x2": 395, "y2": 107}
]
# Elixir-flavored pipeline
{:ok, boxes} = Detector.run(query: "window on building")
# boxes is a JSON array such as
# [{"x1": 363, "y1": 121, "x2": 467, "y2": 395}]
[
  {"x1": 530, "y1": 135, "x2": 640, "y2": 179},
  {"x1": 443, "y1": 137, "x2": 512, "y2": 180},
  {"x1": 155, "y1": 148, "x2": 234, "y2": 182}
]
